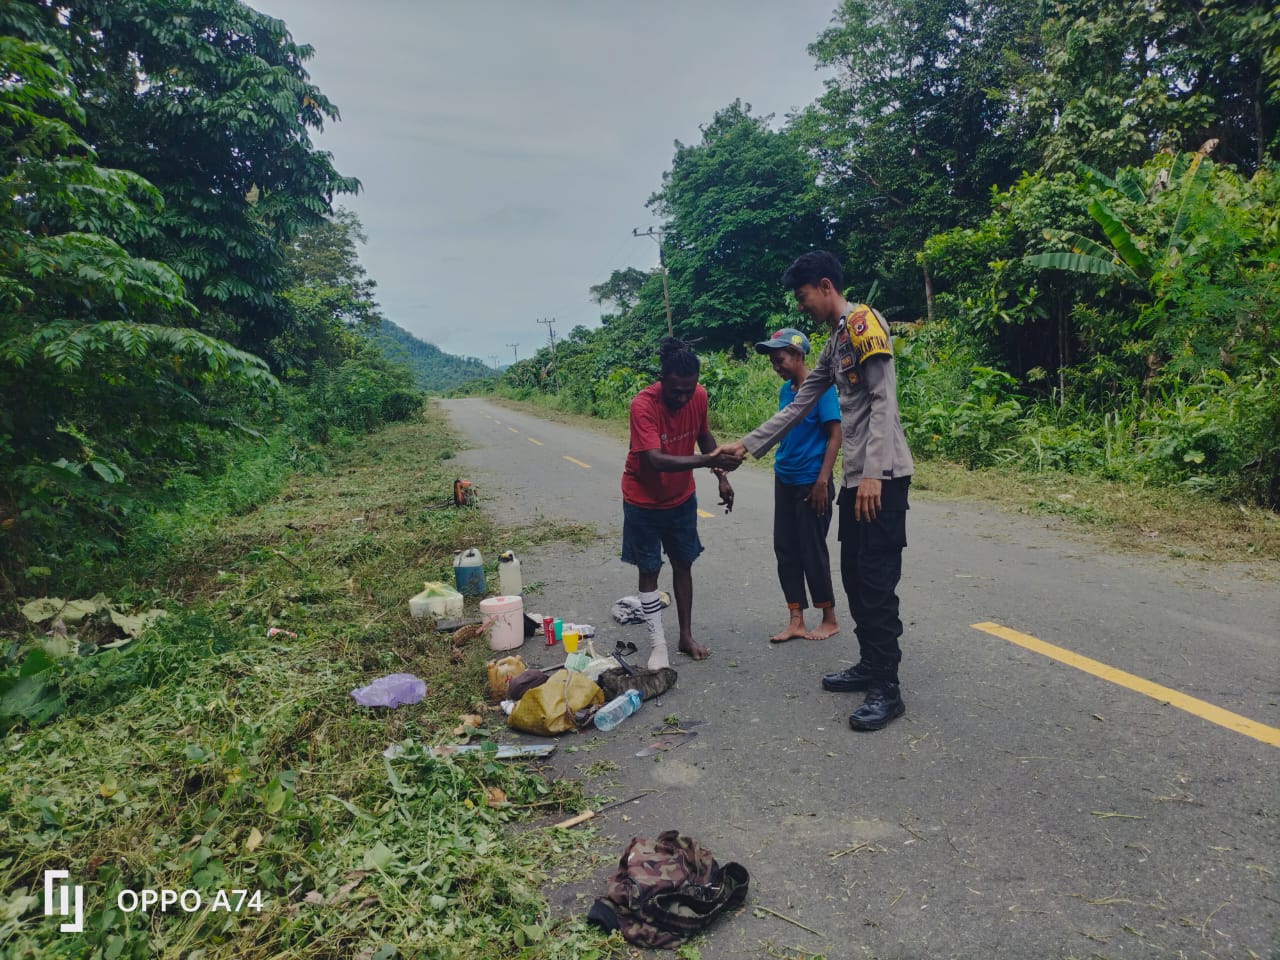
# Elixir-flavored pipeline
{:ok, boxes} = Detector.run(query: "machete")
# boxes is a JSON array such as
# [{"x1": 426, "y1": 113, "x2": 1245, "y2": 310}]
[{"x1": 551, "y1": 790, "x2": 653, "y2": 829}]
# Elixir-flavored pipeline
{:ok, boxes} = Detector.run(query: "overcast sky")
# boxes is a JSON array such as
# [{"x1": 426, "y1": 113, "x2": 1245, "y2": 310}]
[{"x1": 250, "y1": 1, "x2": 837, "y2": 364}]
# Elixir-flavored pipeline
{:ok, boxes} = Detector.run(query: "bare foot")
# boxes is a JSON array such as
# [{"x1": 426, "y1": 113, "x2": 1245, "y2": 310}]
[
  {"x1": 806, "y1": 622, "x2": 840, "y2": 641},
  {"x1": 770, "y1": 622, "x2": 809, "y2": 643},
  {"x1": 678, "y1": 636, "x2": 711, "y2": 660}
]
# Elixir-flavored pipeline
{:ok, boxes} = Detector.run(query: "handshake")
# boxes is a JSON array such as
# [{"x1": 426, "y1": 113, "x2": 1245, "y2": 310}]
[{"x1": 707, "y1": 441, "x2": 747, "y2": 472}]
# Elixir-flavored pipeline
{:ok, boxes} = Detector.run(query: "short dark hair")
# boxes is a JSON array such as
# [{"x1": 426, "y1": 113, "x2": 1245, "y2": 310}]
[
  {"x1": 658, "y1": 335, "x2": 700, "y2": 378},
  {"x1": 780, "y1": 250, "x2": 844, "y2": 292}
]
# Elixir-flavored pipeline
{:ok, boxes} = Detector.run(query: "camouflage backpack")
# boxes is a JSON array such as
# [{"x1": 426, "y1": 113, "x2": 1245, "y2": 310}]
[
  {"x1": 596, "y1": 665, "x2": 677, "y2": 702},
  {"x1": 587, "y1": 830, "x2": 750, "y2": 948}
]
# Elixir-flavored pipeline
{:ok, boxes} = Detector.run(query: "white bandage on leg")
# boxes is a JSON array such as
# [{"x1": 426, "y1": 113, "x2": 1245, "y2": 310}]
[{"x1": 639, "y1": 590, "x2": 669, "y2": 670}]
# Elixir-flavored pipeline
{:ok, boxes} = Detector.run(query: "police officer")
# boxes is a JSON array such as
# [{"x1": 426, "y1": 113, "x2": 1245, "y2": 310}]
[{"x1": 721, "y1": 250, "x2": 915, "y2": 731}]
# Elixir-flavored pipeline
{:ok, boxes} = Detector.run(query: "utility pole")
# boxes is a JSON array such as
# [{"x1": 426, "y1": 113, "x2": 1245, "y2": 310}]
[
  {"x1": 633, "y1": 226, "x2": 673, "y2": 337},
  {"x1": 488, "y1": 354, "x2": 500, "y2": 371},
  {"x1": 535, "y1": 317, "x2": 560, "y2": 391},
  {"x1": 506, "y1": 342, "x2": 519, "y2": 365}
]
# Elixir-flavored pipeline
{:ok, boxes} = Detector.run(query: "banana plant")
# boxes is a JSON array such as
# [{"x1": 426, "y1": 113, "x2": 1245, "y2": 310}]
[{"x1": 1025, "y1": 151, "x2": 1216, "y2": 307}]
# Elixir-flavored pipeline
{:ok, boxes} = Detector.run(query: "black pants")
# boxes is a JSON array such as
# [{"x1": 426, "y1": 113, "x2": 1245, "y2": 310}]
[
  {"x1": 837, "y1": 477, "x2": 910, "y2": 682},
  {"x1": 773, "y1": 477, "x2": 836, "y2": 610}
]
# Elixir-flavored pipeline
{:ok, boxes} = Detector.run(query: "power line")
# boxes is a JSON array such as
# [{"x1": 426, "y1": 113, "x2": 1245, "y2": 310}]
[
  {"x1": 506, "y1": 342, "x2": 519, "y2": 365},
  {"x1": 535, "y1": 317, "x2": 560, "y2": 390},
  {"x1": 633, "y1": 226, "x2": 673, "y2": 337}
]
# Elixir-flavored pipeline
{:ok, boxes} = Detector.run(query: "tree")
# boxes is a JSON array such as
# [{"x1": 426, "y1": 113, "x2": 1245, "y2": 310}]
[
  {"x1": 0, "y1": 26, "x2": 277, "y2": 587},
  {"x1": 799, "y1": 0, "x2": 1041, "y2": 318},
  {"x1": 1024, "y1": 0, "x2": 1279, "y2": 173},
  {"x1": 648, "y1": 101, "x2": 827, "y2": 350},
  {"x1": 272, "y1": 208, "x2": 383, "y2": 375},
  {"x1": 11, "y1": 0, "x2": 360, "y2": 356},
  {"x1": 589, "y1": 267, "x2": 651, "y2": 315}
]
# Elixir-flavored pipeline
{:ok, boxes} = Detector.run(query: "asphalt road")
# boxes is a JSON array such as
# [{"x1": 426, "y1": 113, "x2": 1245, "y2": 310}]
[{"x1": 440, "y1": 397, "x2": 1279, "y2": 960}]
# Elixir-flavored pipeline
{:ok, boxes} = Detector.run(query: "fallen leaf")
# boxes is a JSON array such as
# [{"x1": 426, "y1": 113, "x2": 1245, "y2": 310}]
[
  {"x1": 485, "y1": 787, "x2": 507, "y2": 806},
  {"x1": 245, "y1": 827, "x2": 263, "y2": 852},
  {"x1": 21, "y1": 598, "x2": 69, "y2": 623},
  {"x1": 333, "y1": 879, "x2": 363, "y2": 902},
  {"x1": 41, "y1": 633, "x2": 79, "y2": 659},
  {"x1": 109, "y1": 608, "x2": 168, "y2": 638},
  {"x1": 362, "y1": 842, "x2": 394, "y2": 871}
]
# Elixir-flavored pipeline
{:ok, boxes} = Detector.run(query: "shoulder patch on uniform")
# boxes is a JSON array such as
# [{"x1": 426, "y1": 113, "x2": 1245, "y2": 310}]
[{"x1": 848, "y1": 304, "x2": 890, "y2": 362}]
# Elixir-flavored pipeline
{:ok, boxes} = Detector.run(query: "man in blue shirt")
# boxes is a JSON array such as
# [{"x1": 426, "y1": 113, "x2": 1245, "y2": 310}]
[{"x1": 755, "y1": 327, "x2": 842, "y2": 643}]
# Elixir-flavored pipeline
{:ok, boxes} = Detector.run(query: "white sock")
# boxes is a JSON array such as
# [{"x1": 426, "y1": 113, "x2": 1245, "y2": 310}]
[{"x1": 640, "y1": 590, "x2": 669, "y2": 670}]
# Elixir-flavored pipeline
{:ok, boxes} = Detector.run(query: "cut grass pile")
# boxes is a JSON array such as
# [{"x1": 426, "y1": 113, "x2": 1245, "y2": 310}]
[{"x1": 1, "y1": 406, "x2": 619, "y2": 959}]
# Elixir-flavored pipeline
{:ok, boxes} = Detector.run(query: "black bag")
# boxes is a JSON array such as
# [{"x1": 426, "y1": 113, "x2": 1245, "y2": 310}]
[{"x1": 587, "y1": 830, "x2": 750, "y2": 948}]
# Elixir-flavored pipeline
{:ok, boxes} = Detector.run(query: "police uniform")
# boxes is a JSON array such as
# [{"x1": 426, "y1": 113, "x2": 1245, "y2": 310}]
[{"x1": 742, "y1": 305, "x2": 914, "y2": 683}]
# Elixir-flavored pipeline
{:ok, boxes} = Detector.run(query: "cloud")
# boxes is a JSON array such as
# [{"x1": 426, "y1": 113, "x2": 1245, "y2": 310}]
[{"x1": 251, "y1": 0, "x2": 836, "y2": 358}]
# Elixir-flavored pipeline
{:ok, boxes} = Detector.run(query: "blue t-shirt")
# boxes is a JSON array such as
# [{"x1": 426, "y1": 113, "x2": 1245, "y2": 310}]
[{"x1": 773, "y1": 380, "x2": 840, "y2": 485}]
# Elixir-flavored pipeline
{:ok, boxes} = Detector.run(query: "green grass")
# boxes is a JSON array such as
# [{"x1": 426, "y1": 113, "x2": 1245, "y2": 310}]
[{"x1": 0, "y1": 404, "x2": 621, "y2": 959}]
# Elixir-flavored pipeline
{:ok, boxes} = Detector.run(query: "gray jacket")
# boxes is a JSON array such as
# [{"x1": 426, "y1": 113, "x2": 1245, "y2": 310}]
[{"x1": 742, "y1": 304, "x2": 914, "y2": 487}]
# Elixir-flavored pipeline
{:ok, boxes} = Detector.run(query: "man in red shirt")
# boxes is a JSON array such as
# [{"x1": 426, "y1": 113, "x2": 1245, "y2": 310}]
[{"x1": 622, "y1": 336, "x2": 742, "y2": 668}]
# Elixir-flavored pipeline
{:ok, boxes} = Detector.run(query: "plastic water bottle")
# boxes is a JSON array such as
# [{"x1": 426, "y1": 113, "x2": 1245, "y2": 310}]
[{"x1": 593, "y1": 689, "x2": 642, "y2": 732}]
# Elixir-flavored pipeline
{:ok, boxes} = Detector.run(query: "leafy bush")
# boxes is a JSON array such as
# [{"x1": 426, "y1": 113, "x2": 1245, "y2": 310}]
[{"x1": 290, "y1": 350, "x2": 423, "y2": 443}]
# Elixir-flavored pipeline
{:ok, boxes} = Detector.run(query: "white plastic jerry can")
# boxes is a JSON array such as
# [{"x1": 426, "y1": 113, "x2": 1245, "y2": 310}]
[{"x1": 498, "y1": 550, "x2": 522, "y2": 595}]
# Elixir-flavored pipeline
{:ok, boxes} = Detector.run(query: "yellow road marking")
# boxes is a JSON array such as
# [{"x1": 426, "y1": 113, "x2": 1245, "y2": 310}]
[
  {"x1": 508, "y1": 427, "x2": 519, "y2": 433},
  {"x1": 563, "y1": 456, "x2": 591, "y2": 470},
  {"x1": 528, "y1": 438, "x2": 543, "y2": 446},
  {"x1": 972, "y1": 621, "x2": 1280, "y2": 748},
  {"x1": 697, "y1": 509, "x2": 714, "y2": 518}
]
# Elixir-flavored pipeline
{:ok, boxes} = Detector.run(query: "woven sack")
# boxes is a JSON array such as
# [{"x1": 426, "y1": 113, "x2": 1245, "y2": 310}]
[{"x1": 507, "y1": 670, "x2": 603, "y2": 735}]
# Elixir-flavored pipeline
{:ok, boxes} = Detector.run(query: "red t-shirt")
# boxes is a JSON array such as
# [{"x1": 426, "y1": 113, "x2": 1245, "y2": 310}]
[{"x1": 621, "y1": 382, "x2": 708, "y2": 509}]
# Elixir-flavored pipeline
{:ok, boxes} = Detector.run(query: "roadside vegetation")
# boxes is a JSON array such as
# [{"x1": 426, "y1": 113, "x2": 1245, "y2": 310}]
[{"x1": 2, "y1": 407, "x2": 617, "y2": 959}]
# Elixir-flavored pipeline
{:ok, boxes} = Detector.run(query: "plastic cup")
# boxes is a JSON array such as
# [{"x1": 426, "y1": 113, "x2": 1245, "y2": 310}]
[{"x1": 562, "y1": 630, "x2": 579, "y2": 653}]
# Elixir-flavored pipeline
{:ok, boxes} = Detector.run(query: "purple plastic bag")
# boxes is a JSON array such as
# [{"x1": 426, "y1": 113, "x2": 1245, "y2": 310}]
[{"x1": 350, "y1": 673, "x2": 427, "y2": 708}]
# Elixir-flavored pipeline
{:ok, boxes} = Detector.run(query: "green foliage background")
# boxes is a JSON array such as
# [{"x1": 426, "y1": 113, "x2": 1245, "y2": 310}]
[
  {"x1": 0, "y1": 4, "x2": 480, "y2": 597},
  {"x1": 489, "y1": 0, "x2": 1280, "y2": 511}
]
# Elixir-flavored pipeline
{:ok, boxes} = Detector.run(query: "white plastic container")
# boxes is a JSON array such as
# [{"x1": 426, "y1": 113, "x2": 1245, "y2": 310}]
[
  {"x1": 409, "y1": 581, "x2": 464, "y2": 619},
  {"x1": 498, "y1": 551, "x2": 522, "y2": 595},
  {"x1": 480, "y1": 595, "x2": 525, "y2": 651}
]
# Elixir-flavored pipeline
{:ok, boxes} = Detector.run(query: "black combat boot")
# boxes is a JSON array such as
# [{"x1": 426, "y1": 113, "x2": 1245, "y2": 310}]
[
  {"x1": 848, "y1": 682, "x2": 905, "y2": 731},
  {"x1": 821, "y1": 661, "x2": 875, "y2": 692}
]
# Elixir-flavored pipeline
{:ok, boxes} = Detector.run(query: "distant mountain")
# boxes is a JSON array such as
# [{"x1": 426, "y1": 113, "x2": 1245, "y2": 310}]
[{"x1": 362, "y1": 319, "x2": 494, "y2": 392}]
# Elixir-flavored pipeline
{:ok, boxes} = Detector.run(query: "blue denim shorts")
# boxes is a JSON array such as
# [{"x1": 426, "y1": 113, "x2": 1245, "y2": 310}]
[{"x1": 621, "y1": 495, "x2": 704, "y2": 572}]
